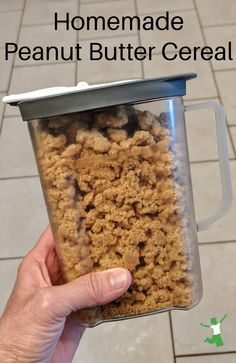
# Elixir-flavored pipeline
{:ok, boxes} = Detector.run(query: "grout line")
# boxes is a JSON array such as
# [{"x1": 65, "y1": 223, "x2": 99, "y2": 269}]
[
  {"x1": 169, "y1": 312, "x2": 176, "y2": 363},
  {"x1": 2, "y1": 114, "x2": 22, "y2": 119},
  {"x1": 23, "y1": 0, "x2": 27, "y2": 12},
  {"x1": 0, "y1": 256, "x2": 24, "y2": 261},
  {"x1": 5, "y1": 4, "x2": 25, "y2": 90},
  {"x1": 77, "y1": 77, "x2": 142, "y2": 84},
  {"x1": 81, "y1": 0, "x2": 194, "y2": 10},
  {"x1": 214, "y1": 68, "x2": 236, "y2": 73},
  {"x1": 184, "y1": 96, "x2": 219, "y2": 102},
  {"x1": 193, "y1": 0, "x2": 236, "y2": 160},
  {"x1": 0, "y1": 92, "x2": 6, "y2": 130},
  {"x1": 0, "y1": 9, "x2": 24, "y2": 14},
  {"x1": 0, "y1": 175, "x2": 38, "y2": 181},
  {"x1": 176, "y1": 351, "x2": 236, "y2": 358},
  {"x1": 79, "y1": 32, "x2": 139, "y2": 42},
  {"x1": 135, "y1": 8, "x2": 195, "y2": 16},
  {"x1": 0, "y1": 9, "x2": 23, "y2": 15},
  {"x1": 0, "y1": 0, "x2": 26, "y2": 136},
  {"x1": 203, "y1": 22, "x2": 236, "y2": 29},
  {"x1": 77, "y1": 0, "x2": 82, "y2": 80},
  {"x1": 75, "y1": 0, "x2": 80, "y2": 84},
  {"x1": 81, "y1": 0, "x2": 137, "y2": 4},
  {"x1": 199, "y1": 240, "x2": 236, "y2": 246},
  {"x1": 220, "y1": 115, "x2": 235, "y2": 159},
  {"x1": 134, "y1": 0, "x2": 144, "y2": 80},
  {"x1": 14, "y1": 61, "x2": 76, "y2": 69},
  {"x1": 79, "y1": 32, "x2": 138, "y2": 42},
  {"x1": 22, "y1": 22, "x2": 54, "y2": 28},
  {"x1": 228, "y1": 126, "x2": 236, "y2": 158},
  {"x1": 190, "y1": 158, "x2": 236, "y2": 165}
]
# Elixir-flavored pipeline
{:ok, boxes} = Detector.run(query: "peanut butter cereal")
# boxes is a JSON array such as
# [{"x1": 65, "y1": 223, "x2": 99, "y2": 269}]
[{"x1": 36, "y1": 106, "x2": 192, "y2": 326}]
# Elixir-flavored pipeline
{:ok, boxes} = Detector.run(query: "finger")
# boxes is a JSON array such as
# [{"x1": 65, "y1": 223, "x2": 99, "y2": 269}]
[
  {"x1": 32, "y1": 227, "x2": 62, "y2": 283},
  {"x1": 32, "y1": 225, "x2": 61, "y2": 285},
  {"x1": 34, "y1": 225, "x2": 55, "y2": 254},
  {"x1": 23, "y1": 226, "x2": 54, "y2": 264},
  {"x1": 44, "y1": 268, "x2": 132, "y2": 319},
  {"x1": 16, "y1": 226, "x2": 59, "y2": 289}
]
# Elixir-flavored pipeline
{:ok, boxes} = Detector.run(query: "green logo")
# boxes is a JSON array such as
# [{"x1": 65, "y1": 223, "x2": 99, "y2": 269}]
[{"x1": 200, "y1": 314, "x2": 227, "y2": 348}]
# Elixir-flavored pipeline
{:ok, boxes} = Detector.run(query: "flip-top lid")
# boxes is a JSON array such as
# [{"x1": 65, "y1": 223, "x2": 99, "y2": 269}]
[{"x1": 3, "y1": 73, "x2": 197, "y2": 121}]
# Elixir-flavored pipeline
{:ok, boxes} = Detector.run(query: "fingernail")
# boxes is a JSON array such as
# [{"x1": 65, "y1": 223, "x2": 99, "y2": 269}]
[{"x1": 110, "y1": 269, "x2": 127, "y2": 290}]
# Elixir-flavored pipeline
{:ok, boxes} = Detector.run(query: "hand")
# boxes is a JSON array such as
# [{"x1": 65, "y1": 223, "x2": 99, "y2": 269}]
[
  {"x1": 220, "y1": 314, "x2": 227, "y2": 323},
  {"x1": 0, "y1": 226, "x2": 132, "y2": 363},
  {"x1": 200, "y1": 323, "x2": 210, "y2": 328}
]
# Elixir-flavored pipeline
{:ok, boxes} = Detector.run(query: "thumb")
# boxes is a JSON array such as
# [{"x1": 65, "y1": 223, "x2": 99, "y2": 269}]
[{"x1": 46, "y1": 268, "x2": 132, "y2": 319}]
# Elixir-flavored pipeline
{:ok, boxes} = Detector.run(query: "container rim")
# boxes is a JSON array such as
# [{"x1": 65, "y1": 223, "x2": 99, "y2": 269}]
[{"x1": 3, "y1": 72, "x2": 197, "y2": 121}]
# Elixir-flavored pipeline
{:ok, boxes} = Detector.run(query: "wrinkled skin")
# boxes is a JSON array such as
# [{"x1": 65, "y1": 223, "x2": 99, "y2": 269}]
[{"x1": 0, "y1": 227, "x2": 132, "y2": 363}]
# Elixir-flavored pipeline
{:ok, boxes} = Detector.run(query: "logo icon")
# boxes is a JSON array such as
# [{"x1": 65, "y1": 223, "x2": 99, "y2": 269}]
[{"x1": 200, "y1": 314, "x2": 227, "y2": 348}]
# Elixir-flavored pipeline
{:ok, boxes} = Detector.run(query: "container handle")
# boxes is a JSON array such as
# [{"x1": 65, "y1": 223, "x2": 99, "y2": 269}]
[{"x1": 184, "y1": 101, "x2": 232, "y2": 231}]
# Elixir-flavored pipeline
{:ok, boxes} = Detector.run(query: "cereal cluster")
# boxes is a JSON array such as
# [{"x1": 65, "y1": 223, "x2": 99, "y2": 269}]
[{"x1": 36, "y1": 105, "x2": 192, "y2": 326}]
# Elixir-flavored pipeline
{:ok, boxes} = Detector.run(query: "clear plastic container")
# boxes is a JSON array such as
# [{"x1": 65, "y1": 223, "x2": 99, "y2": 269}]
[{"x1": 3, "y1": 74, "x2": 232, "y2": 327}]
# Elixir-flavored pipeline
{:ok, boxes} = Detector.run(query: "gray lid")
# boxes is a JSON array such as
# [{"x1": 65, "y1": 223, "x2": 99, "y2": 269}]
[{"x1": 5, "y1": 73, "x2": 197, "y2": 121}]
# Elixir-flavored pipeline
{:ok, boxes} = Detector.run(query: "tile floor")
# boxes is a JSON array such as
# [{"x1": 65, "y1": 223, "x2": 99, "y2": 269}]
[{"x1": 0, "y1": 1, "x2": 236, "y2": 363}]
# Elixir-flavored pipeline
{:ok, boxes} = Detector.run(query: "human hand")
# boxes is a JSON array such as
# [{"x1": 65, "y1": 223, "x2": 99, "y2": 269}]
[
  {"x1": 200, "y1": 322, "x2": 210, "y2": 328},
  {"x1": 0, "y1": 226, "x2": 132, "y2": 363}
]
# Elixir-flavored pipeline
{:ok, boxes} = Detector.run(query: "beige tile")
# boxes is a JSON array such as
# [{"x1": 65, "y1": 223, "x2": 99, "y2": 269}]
[
  {"x1": 15, "y1": 24, "x2": 77, "y2": 65},
  {"x1": 140, "y1": 11, "x2": 204, "y2": 51},
  {"x1": 5, "y1": 62, "x2": 76, "y2": 116},
  {"x1": 191, "y1": 161, "x2": 236, "y2": 243},
  {"x1": 143, "y1": 54, "x2": 217, "y2": 100},
  {"x1": 137, "y1": 0, "x2": 194, "y2": 14},
  {"x1": 229, "y1": 126, "x2": 236, "y2": 153},
  {"x1": 195, "y1": 0, "x2": 236, "y2": 26},
  {"x1": 4, "y1": 103, "x2": 20, "y2": 118},
  {"x1": 0, "y1": 259, "x2": 21, "y2": 316},
  {"x1": 204, "y1": 25, "x2": 236, "y2": 71},
  {"x1": 215, "y1": 70, "x2": 236, "y2": 125},
  {"x1": 0, "y1": 0, "x2": 24, "y2": 12},
  {"x1": 177, "y1": 353, "x2": 236, "y2": 363},
  {"x1": 77, "y1": 36, "x2": 143, "y2": 84},
  {"x1": 9, "y1": 63, "x2": 76, "y2": 93},
  {"x1": 0, "y1": 177, "x2": 48, "y2": 258},
  {"x1": 0, "y1": 49, "x2": 14, "y2": 92},
  {"x1": 185, "y1": 99, "x2": 234, "y2": 162},
  {"x1": 0, "y1": 11, "x2": 21, "y2": 45},
  {"x1": 23, "y1": 0, "x2": 78, "y2": 25},
  {"x1": 79, "y1": 0, "x2": 136, "y2": 40},
  {"x1": 73, "y1": 313, "x2": 174, "y2": 363},
  {"x1": 0, "y1": 117, "x2": 37, "y2": 177},
  {"x1": 172, "y1": 242, "x2": 236, "y2": 355}
]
